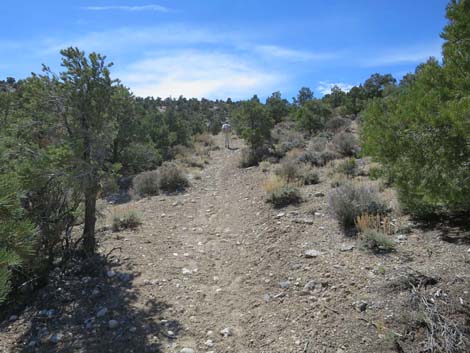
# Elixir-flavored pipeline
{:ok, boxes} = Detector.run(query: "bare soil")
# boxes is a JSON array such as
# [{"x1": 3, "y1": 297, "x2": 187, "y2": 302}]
[{"x1": 1, "y1": 135, "x2": 469, "y2": 353}]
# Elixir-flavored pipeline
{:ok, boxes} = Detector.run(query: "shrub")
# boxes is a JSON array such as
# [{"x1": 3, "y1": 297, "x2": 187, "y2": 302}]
[
  {"x1": 325, "y1": 117, "x2": 351, "y2": 132},
  {"x1": 267, "y1": 186, "x2": 302, "y2": 208},
  {"x1": 307, "y1": 136, "x2": 328, "y2": 152},
  {"x1": 112, "y1": 210, "x2": 142, "y2": 232},
  {"x1": 298, "y1": 149, "x2": 339, "y2": 167},
  {"x1": 333, "y1": 132, "x2": 359, "y2": 157},
  {"x1": 193, "y1": 133, "x2": 215, "y2": 147},
  {"x1": 336, "y1": 157, "x2": 358, "y2": 177},
  {"x1": 133, "y1": 171, "x2": 160, "y2": 197},
  {"x1": 239, "y1": 146, "x2": 270, "y2": 168},
  {"x1": 360, "y1": 229, "x2": 396, "y2": 253},
  {"x1": 328, "y1": 182, "x2": 388, "y2": 230},
  {"x1": 259, "y1": 161, "x2": 271, "y2": 172},
  {"x1": 158, "y1": 162, "x2": 189, "y2": 193},
  {"x1": 275, "y1": 159, "x2": 301, "y2": 182},
  {"x1": 121, "y1": 143, "x2": 162, "y2": 174},
  {"x1": 299, "y1": 167, "x2": 320, "y2": 185},
  {"x1": 262, "y1": 174, "x2": 286, "y2": 193}
]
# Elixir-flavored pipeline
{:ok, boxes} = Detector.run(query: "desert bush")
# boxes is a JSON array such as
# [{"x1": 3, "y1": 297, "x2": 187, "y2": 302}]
[
  {"x1": 355, "y1": 213, "x2": 393, "y2": 234},
  {"x1": 262, "y1": 174, "x2": 286, "y2": 193},
  {"x1": 133, "y1": 171, "x2": 160, "y2": 197},
  {"x1": 112, "y1": 210, "x2": 142, "y2": 232},
  {"x1": 360, "y1": 229, "x2": 396, "y2": 253},
  {"x1": 275, "y1": 159, "x2": 301, "y2": 182},
  {"x1": 193, "y1": 133, "x2": 215, "y2": 147},
  {"x1": 239, "y1": 146, "x2": 270, "y2": 168},
  {"x1": 299, "y1": 167, "x2": 320, "y2": 185},
  {"x1": 307, "y1": 136, "x2": 328, "y2": 152},
  {"x1": 121, "y1": 143, "x2": 162, "y2": 174},
  {"x1": 298, "y1": 149, "x2": 339, "y2": 167},
  {"x1": 333, "y1": 132, "x2": 359, "y2": 157},
  {"x1": 325, "y1": 117, "x2": 352, "y2": 132},
  {"x1": 158, "y1": 162, "x2": 189, "y2": 193},
  {"x1": 259, "y1": 161, "x2": 271, "y2": 173},
  {"x1": 336, "y1": 157, "x2": 358, "y2": 177},
  {"x1": 328, "y1": 182, "x2": 389, "y2": 230},
  {"x1": 267, "y1": 186, "x2": 302, "y2": 208}
]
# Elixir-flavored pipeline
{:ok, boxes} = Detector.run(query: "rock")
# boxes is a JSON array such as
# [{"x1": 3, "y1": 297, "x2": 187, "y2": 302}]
[
  {"x1": 9, "y1": 315, "x2": 18, "y2": 322},
  {"x1": 182, "y1": 268, "x2": 192, "y2": 275},
  {"x1": 180, "y1": 349, "x2": 195, "y2": 353},
  {"x1": 96, "y1": 308, "x2": 108, "y2": 318},
  {"x1": 129, "y1": 326, "x2": 137, "y2": 333},
  {"x1": 220, "y1": 327, "x2": 232, "y2": 337},
  {"x1": 106, "y1": 270, "x2": 116, "y2": 278},
  {"x1": 205, "y1": 339, "x2": 214, "y2": 347},
  {"x1": 300, "y1": 218, "x2": 314, "y2": 225},
  {"x1": 314, "y1": 192, "x2": 325, "y2": 197},
  {"x1": 356, "y1": 301, "x2": 368, "y2": 312},
  {"x1": 279, "y1": 281, "x2": 290, "y2": 289},
  {"x1": 396, "y1": 234, "x2": 407, "y2": 241},
  {"x1": 304, "y1": 249, "x2": 322, "y2": 258},
  {"x1": 49, "y1": 333, "x2": 63, "y2": 344},
  {"x1": 304, "y1": 280, "x2": 317, "y2": 291},
  {"x1": 108, "y1": 320, "x2": 119, "y2": 329},
  {"x1": 340, "y1": 244, "x2": 354, "y2": 252},
  {"x1": 275, "y1": 212, "x2": 285, "y2": 219}
]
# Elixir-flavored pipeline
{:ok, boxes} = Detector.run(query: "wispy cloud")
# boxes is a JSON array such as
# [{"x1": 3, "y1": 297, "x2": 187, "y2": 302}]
[
  {"x1": 363, "y1": 41, "x2": 442, "y2": 67},
  {"x1": 255, "y1": 45, "x2": 337, "y2": 62},
  {"x1": 317, "y1": 81, "x2": 354, "y2": 95},
  {"x1": 118, "y1": 50, "x2": 284, "y2": 99},
  {"x1": 82, "y1": 5, "x2": 171, "y2": 13}
]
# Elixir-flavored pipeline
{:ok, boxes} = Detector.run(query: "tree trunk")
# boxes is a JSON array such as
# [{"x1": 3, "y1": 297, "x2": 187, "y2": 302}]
[{"x1": 82, "y1": 190, "x2": 97, "y2": 255}]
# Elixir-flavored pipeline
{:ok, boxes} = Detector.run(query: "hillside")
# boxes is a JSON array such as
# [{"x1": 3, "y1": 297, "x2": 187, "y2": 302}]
[{"x1": 1, "y1": 133, "x2": 469, "y2": 353}]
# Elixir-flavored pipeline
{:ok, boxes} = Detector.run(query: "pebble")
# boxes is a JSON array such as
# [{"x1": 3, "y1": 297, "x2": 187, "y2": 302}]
[
  {"x1": 106, "y1": 270, "x2": 116, "y2": 278},
  {"x1": 314, "y1": 192, "x2": 325, "y2": 197},
  {"x1": 279, "y1": 281, "x2": 290, "y2": 289},
  {"x1": 340, "y1": 244, "x2": 354, "y2": 252},
  {"x1": 275, "y1": 212, "x2": 285, "y2": 219},
  {"x1": 9, "y1": 315, "x2": 18, "y2": 322},
  {"x1": 205, "y1": 339, "x2": 214, "y2": 347},
  {"x1": 108, "y1": 320, "x2": 119, "y2": 329},
  {"x1": 304, "y1": 280, "x2": 317, "y2": 291},
  {"x1": 180, "y1": 349, "x2": 195, "y2": 353},
  {"x1": 220, "y1": 327, "x2": 232, "y2": 337},
  {"x1": 304, "y1": 249, "x2": 322, "y2": 258},
  {"x1": 356, "y1": 301, "x2": 368, "y2": 312},
  {"x1": 49, "y1": 333, "x2": 63, "y2": 344},
  {"x1": 96, "y1": 308, "x2": 108, "y2": 318},
  {"x1": 182, "y1": 268, "x2": 192, "y2": 275}
]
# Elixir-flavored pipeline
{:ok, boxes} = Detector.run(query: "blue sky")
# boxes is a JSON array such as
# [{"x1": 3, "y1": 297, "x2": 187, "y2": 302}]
[{"x1": 2, "y1": 0, "x2": 448, "y2": 100}]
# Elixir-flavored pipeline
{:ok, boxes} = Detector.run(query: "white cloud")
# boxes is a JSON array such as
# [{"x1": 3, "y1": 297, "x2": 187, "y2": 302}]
[
  {"x1": 363, "y1": 41, "x2": 442, "y2": 67},
  {"x1": 82, "y1": 5, "x2": 171, "y2": 13},
  {"x1": 255, "y1": 45, "x2": 337, "y2": 62},
  {"x1": 317, "y1": 81, "x2": 354, "y2": 95},
  {"x1": 117, "y1": 50, "x2": 284, "y2": 99}
]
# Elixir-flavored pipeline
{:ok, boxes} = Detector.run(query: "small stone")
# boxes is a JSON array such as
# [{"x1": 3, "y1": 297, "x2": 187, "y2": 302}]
[
  {"x1": 314, "y1": 192, "x2": 325, "y2": 197},
  {"x1": 129, "y1": 327, "x2": 137, "y2": 333},
  {"x1": 96, "y1": 308, "x2": 108, "y2": 318},
  {"x1": 118, "y1": 273, "x2": 132, "y2": 282},
  {"x1": 279, "y1": 281, "x2": 290, "y2": 289},
  {"x1": 275, "y1": 212, "x2": 285, "y2": 219},
  {"x1": 396, "y1": 234, "x2": 407, "y2": 241},
  {"x1": 180, "y1": 349, "x2": 195, "y2": 353},
  {"x1": 304, "y1": 249, "x2": 322, "y2": 258},
  {"x1": 205, "y1": 339, "x2": 214, "y2": 347},
  {"x1": 356, "y1": 301, "x2": 368, "y2": 312},
  {"x1": 49, "y1": 333, "x2": 63, "y2": 344},
  {"x1": 182, "y1": 268, "x2": 192, "y2": 275},
  {"x1": 340, "y1": 244, "x2": 354, "y2": 252},
  {"x1": 9, "y1": 315, "x2": 18, "y2": 322},
  {"x1": 108, "y1": 320, "x2": 119, "y2": 329},
  {"x1": 220, "y1": 327, "x2": 232, "y2": 337},
  {"x1": 106, "y1": 270, "x2": 116, "y2": 278},
  {"x1": 304, "y1": 280, "x2": 317, "y2": 291}
]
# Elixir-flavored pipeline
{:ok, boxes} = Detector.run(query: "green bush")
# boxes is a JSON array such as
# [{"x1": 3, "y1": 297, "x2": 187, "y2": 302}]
[
  {"x1": 325, "y1": 117, "x2": 351, "y2": 132},
  {"x1": 112, "y1": 211, "x2": 142, "y2": 232},
  {"x1": 239, "y1": 146, "x2": 270, "y2": 168},
  {"x1": 275, "y1": 159, "x2": 301, "y2": 182},
  {"x1": 133, "y1": 171, "x2": 160, "y2": 197},
  {"x1": 121, "y1": 143, "x2": 162, "y2": 174},
  {"x1": 328, "y1": 182, "x2": 388, "y2": 230},
  {"x1": 158, "y1": 162, "x2": 189, "y2": 193},
  {"x1": 336, "y1": 157, "x2": 358, "y2": 177},
  {"x1": 267, "y1": 186, "x2": 302, "y2": 208},
  {"x1": 299, "y1": 168, "x2": 320, "y2": 185},
  {"x1": 360, "y1": 229, "x2": 396, "y2": 253},
  {"x1": 333, "y1": 132, "x2": 359, "y2": 157}
]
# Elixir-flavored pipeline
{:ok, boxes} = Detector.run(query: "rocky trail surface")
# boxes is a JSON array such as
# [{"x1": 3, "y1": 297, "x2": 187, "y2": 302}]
[{"x1": 2, "y1": 135, "x2": 469, "y2": 353}]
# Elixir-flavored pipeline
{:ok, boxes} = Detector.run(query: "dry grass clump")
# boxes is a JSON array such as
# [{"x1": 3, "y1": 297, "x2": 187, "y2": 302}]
[
  {"x1": 133, "y1": 171, "x2": 160, "y2": 197},
  {"x1": 359, "y1": 229, "x2": 396, "y2": 253},
  {"x1": 112, "y1": 209, "x2": 142, "y2": 232},
  {"x1": 262, "y1": 174, "x2": 286, "y2": 193},
  {"x1": 158, "y1": 162, "x2": 189, "y2": 193},
  {"x1": 259, "y1": 161, "x2": 271, "y2": 173},
  {"x1": 332, "y1": 132, "x2": 359, "y2": 157},
  {"x1": 193, "y1": 132, "x2": 215, "y2": 147},
  {"x1": 355, "y1": 213, "x2": 393, "y2": 234},
  {"x1": 266, "y1": 185, "x2": 302, "y2": 208}
]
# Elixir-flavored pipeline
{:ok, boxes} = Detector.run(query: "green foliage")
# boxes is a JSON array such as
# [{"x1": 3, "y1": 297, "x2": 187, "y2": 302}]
[
  {"x1": 333, "y1": 132, "x2": 359, "y2": 157},
  {"x1": 328, "y1": 182, "x2": 388, "y2": 230},
  {"x1": 360, "y1": 229, "x2": 396, "y2": 253},
  {"x1": 121, "y1": 143, "x2": 162, "y2": 174},
  {"x1": 266, "y1": 91, "x2": 290, "y2": 123},
  {"x1": 0, "y1": 175, "x2": 36, "y2": 304},
  {"x1": 295, "y1": 100, "x2": 332, "y2": 134},
  {"x1": 299, "y1": 168, "x2": 320, "y2": 185},
  {"x1": 295, "y1": 87, "x2": 314, "y2": 106},
  {"x1": 233, "y1": 96, "x2": 273, "y2": 153},
  {"x1": 267, "y1": 186, "x2": 302, "y2": 208},
  {"x1": 275, "y1": 159, "x2": 301, "y2": 182}
]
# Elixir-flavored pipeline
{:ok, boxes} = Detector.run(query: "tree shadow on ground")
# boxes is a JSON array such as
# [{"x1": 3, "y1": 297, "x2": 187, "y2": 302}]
[
  {"x1": 415, "y1": 212, "x2": 470, "y2": 244},
  {"x1": 5, "y1": 250, "x2": 180, "y2": 353}
]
